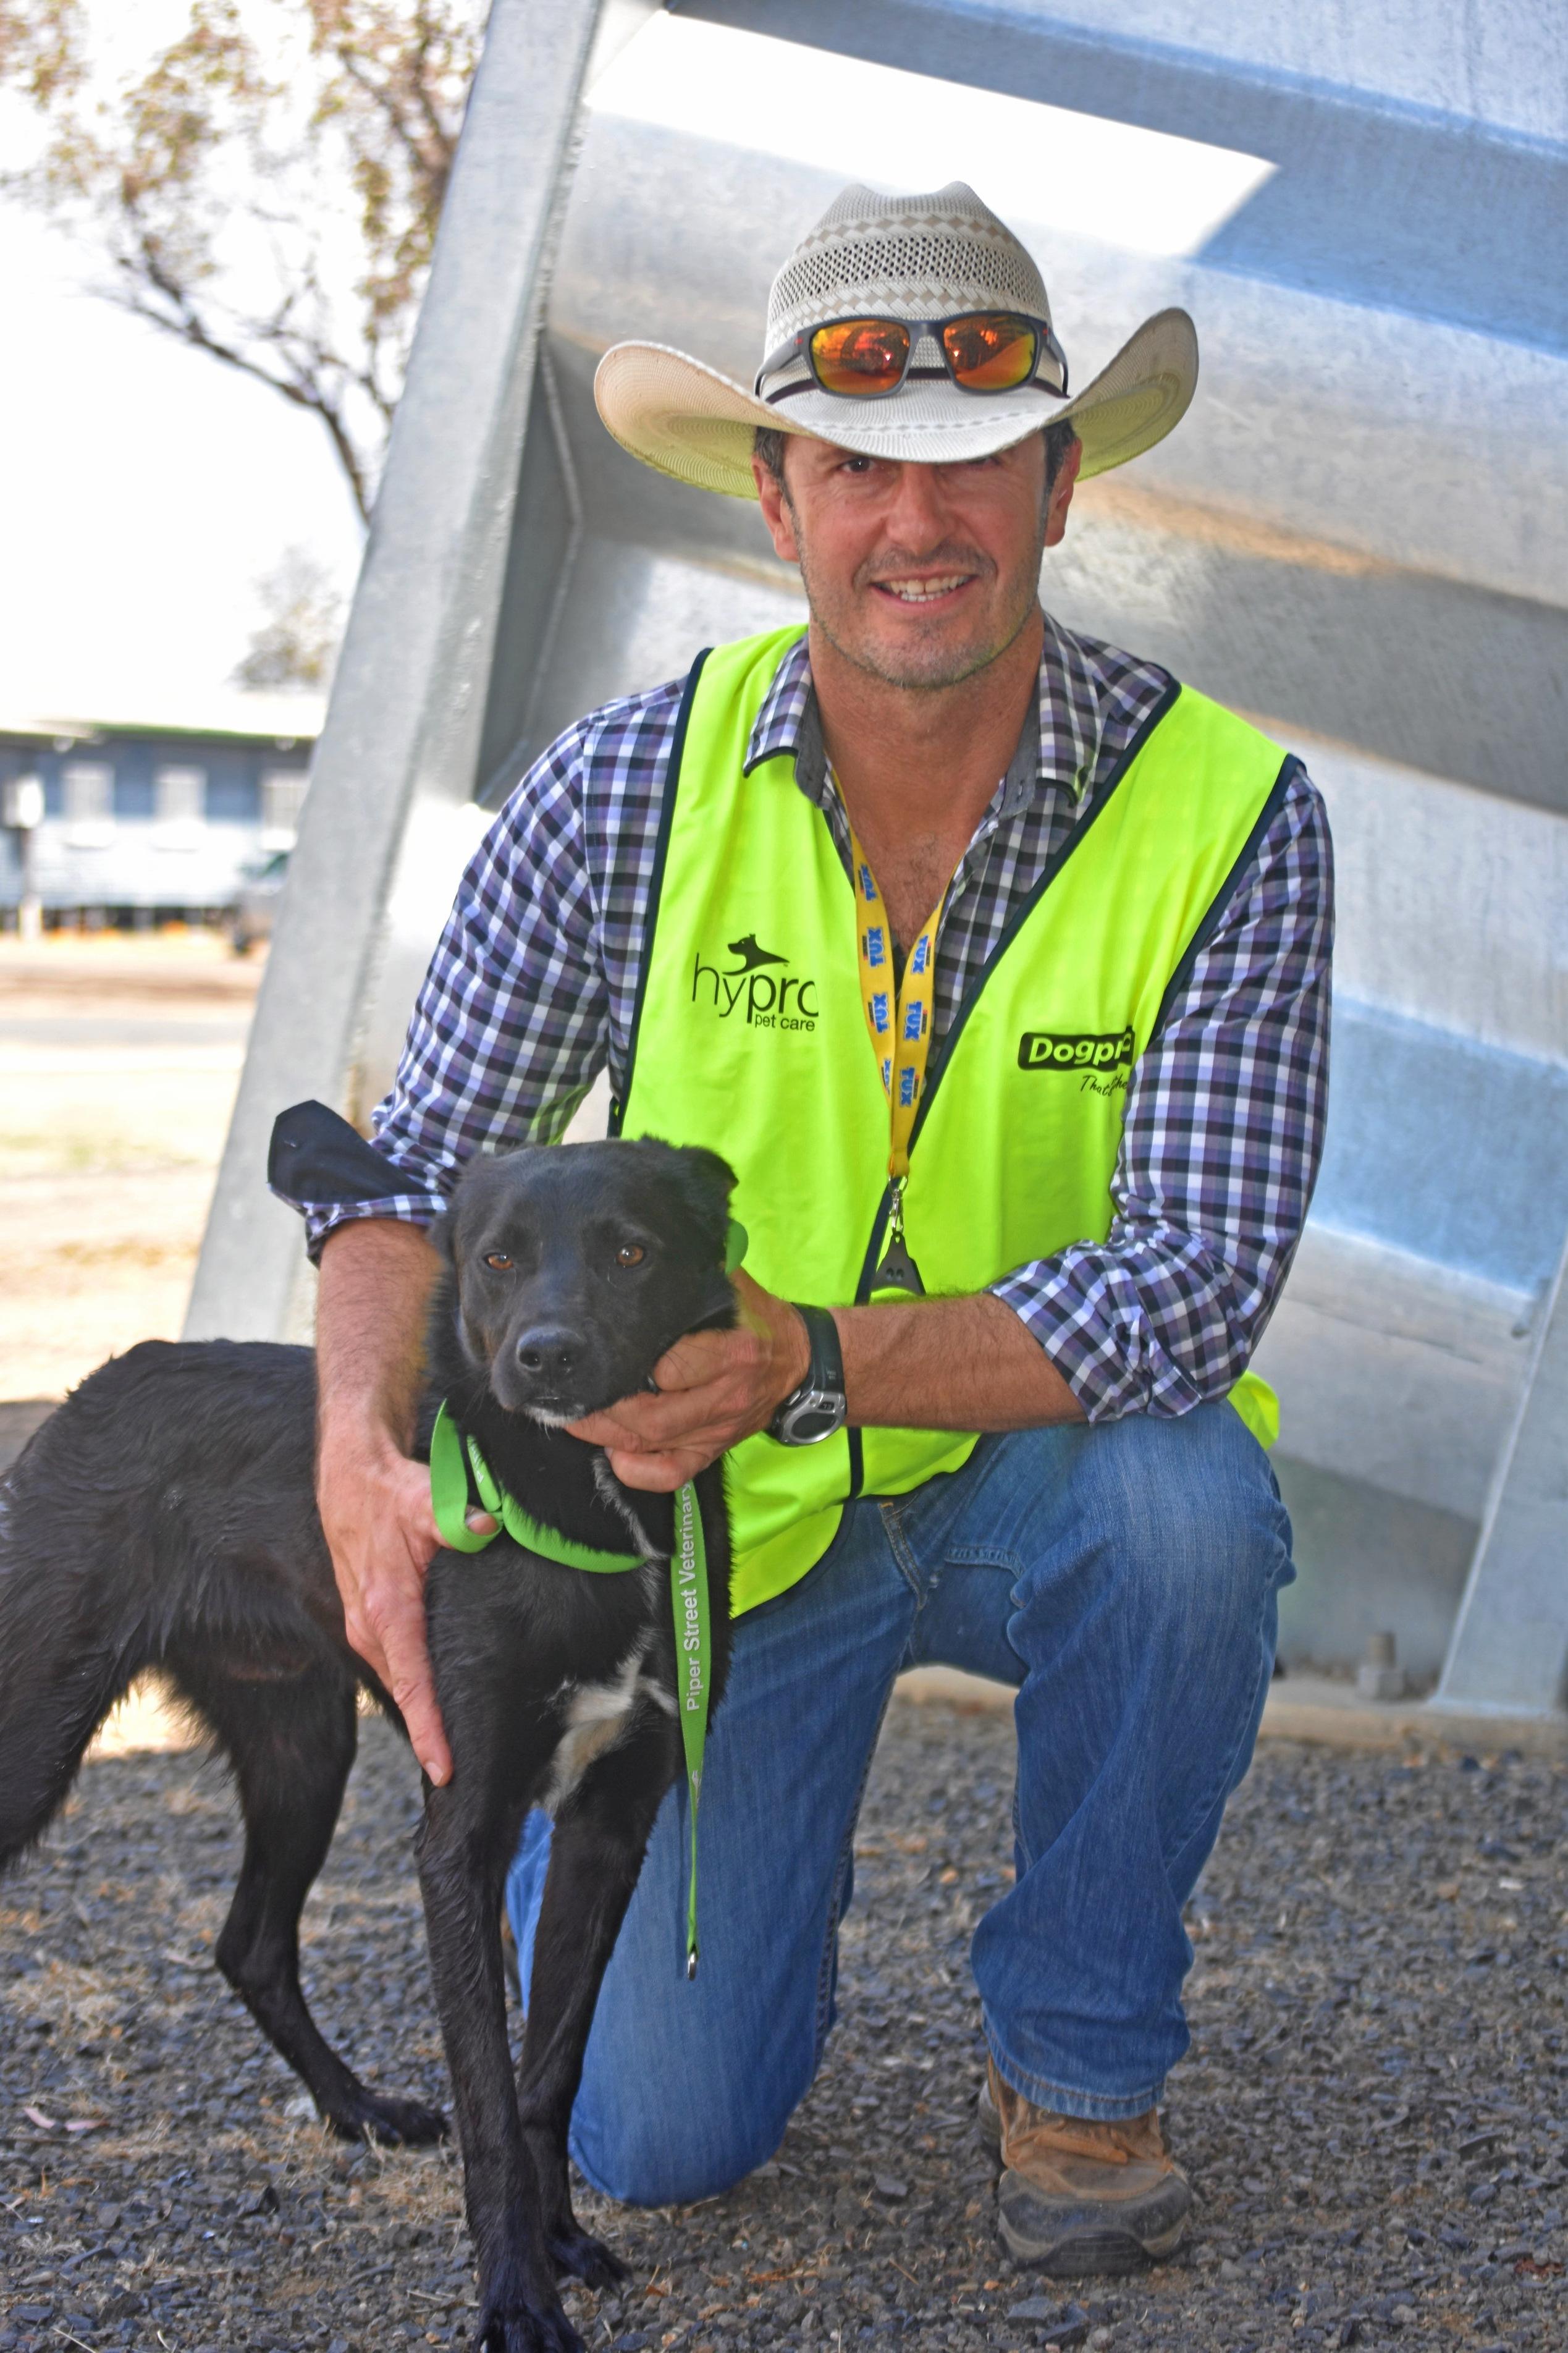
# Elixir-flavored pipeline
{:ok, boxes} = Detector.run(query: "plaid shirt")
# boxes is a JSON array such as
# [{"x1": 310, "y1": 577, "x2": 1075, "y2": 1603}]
[{"x1": 284, "y1": 621, "x2": 1333, "y2": 1422}]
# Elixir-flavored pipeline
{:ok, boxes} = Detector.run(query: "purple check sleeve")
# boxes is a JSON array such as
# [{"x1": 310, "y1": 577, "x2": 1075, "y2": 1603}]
[
  {"x1": 288, "y1": 693, "x2": 665, "y2": 1256},
  {"x1": 989, "y1": 767, "x2": 1334, "y2": 1418}
]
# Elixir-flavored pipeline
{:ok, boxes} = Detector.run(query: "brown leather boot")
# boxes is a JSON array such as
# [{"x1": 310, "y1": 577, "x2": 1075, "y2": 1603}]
[{"x1": 979, "y1": 2059, "x2": 1191, "y2": 2273}]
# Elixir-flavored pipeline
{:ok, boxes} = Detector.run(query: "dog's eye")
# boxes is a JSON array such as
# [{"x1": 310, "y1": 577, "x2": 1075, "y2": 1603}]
[
  {"x1": 484, "y1": 1253, "x2": 514, "y2": 1272},
  {"x1": 615, "y1": 1243, "x2": 646, "y2": 1268}
]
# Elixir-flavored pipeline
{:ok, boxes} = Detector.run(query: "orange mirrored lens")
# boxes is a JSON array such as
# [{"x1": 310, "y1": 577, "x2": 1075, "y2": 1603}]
[
  {"x1": 942, "y1": 313, "x2": 1039, "y2": 391},
  {"x1": 809, "y1": 318, "x2": 913, "y2": 395}
]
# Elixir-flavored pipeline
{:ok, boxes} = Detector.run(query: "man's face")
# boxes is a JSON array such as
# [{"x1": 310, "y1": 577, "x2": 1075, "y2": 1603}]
[{"x1": 751, "y1": 431, "x2": 1079, "y2": 692}]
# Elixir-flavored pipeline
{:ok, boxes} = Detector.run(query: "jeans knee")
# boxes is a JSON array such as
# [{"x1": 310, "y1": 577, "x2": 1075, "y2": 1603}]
[
  {"x1": 571, "y1": 2090, "x2": 794, "y2": 2209},
  {"x1": 1017, "y1": 1403, "x2": 1289, "y2": 1650}
]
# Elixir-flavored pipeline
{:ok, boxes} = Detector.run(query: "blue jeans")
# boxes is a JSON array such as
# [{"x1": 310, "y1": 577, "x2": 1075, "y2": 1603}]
[{"x1": 505, "y1": 1401, "x2": 1294, "y2": 2205}]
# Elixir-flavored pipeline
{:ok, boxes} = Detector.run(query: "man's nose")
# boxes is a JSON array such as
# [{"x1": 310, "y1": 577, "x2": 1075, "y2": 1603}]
[
  {"x1": 515, "y1": 1325, "x2": 580, "y2": 1380},
  {"x1": 883, "y1": 458, "x2": 955, "y2": 546}
]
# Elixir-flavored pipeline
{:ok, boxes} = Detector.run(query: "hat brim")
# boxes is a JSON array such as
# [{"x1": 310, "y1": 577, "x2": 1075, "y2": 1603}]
[{"x1": 593, "y1": 308, "x2": 1197, "y2": 499}]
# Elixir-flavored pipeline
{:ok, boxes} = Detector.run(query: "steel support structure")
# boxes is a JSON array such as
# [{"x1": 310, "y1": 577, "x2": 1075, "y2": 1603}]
[{"x1": 185, "y1": 0, "x2": 647, "y2": 1344}]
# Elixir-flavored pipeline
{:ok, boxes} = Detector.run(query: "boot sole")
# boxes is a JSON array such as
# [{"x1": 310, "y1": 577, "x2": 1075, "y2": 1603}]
[
  {"x1": 998, "y1": 2173, "x2": 1192, "y2": 2273},
  {"x1": 998, "y1": 2215, "x2": 1188, "y2": 2274}
]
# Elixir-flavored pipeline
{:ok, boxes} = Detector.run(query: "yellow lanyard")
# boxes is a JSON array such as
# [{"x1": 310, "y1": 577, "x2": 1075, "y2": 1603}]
[{"x1": 846, "y1": 809, "x2": 958, "y2": 1293}]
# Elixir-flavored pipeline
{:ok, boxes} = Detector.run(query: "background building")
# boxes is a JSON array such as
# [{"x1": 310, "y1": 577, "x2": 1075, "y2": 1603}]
[{"x1": 0, "y1": 698, "x2": 319, "y2": 926}]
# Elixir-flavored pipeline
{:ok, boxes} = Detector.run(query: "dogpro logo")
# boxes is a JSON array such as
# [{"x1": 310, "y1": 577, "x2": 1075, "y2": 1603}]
[
  {"x1": 1017, "y1": 1026, "x2": 1136, "y2": 1073},
  {"x1": 691, "y1": 934, "x2": 819, "y2": 1030}
]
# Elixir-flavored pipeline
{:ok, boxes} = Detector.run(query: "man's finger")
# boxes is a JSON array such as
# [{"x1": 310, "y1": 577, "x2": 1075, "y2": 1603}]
[
  {"x1": 342, "y1": 1610, "x2": 391, "y2": 1689},
  {"x1": 375, "y1": 1609, "x2": 452, "y2": 1786},
  {"x1": 571, "y1": 1375, "x2": 757, "y2": 1451},
  {"x1": 647, "y1": 1327, "x2": 743, "y2": 1393},
  {"x1": 565, "y1": 1403, "x2": 649, "y2": 1448},
  {"x1": 607, "y1": 1445, "x2": 707, "y2": 1492}
]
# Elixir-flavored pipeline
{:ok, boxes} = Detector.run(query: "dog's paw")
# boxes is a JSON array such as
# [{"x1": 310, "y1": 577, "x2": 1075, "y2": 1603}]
[
  {"x1": 548, "y1": 2223, "x2": 627, "y2": 2290},
  {"x1": 327, "y1": 2089, "x2": 450, "y2": 2147},
  {"x1": 476, "y1": 2297, "x2": 581, "y2": 2353}
]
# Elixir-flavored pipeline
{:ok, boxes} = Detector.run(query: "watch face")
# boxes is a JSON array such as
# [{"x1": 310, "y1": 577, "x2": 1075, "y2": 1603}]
[{"x1": 779, "y1": 1390, "x2": 846, "y2": 1445}]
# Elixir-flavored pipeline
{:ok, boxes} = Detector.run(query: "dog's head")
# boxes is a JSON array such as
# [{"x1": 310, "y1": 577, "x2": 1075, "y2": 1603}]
[{"x1": 432, "y1": 1138, "x2": 739, "y2": 1422}]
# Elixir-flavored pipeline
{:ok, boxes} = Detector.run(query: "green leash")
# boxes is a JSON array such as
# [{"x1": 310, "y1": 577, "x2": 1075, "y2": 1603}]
[{"x1": 669, "y1": 1477, "x2": 712, "y2": 1979}]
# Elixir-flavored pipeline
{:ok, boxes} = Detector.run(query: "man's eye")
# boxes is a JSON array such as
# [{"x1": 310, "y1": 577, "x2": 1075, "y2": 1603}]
[
  {"x1": 615, "y1": 1243, "x2": 646, "y2": 1268},
  {"x1": 484, "y1": 1253, "x2": 513, "y2": 1272}
]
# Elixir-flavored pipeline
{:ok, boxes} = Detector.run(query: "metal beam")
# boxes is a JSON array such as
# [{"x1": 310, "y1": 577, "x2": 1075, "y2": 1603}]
[
  {"x1": 185, "y1": 0, "x2": 638, "y2": 1343},
  {"x1": 1433, "y1": 1231, "x2": 1568, "y2": 1717}
]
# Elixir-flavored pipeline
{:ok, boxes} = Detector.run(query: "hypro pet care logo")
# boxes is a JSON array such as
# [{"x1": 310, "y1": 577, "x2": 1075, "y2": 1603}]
[{"x1": 691, "y1": 935, "x2": 820, "y2": 1030}]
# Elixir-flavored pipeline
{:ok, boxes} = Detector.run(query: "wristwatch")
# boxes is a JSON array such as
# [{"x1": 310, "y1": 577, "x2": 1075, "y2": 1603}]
[{"x1": 768, "y1": 1304, "x2": 848, "y2": 1445}]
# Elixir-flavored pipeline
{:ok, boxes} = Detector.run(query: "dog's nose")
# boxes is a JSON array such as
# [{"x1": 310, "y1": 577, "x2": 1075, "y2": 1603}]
[{"x1": 515, "y1": 1327, "x2": 578, "y2": 1381}]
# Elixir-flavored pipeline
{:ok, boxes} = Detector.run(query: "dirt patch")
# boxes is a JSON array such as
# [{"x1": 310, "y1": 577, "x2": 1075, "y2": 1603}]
[{"x1": 0, "y1": 932, "x2": 263, "y2": 1399}]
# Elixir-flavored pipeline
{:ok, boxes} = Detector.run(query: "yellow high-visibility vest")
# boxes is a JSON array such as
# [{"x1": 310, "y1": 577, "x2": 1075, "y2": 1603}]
[{"x1": 616, "y1": 628, "x2": 1287, "y2": 1612}]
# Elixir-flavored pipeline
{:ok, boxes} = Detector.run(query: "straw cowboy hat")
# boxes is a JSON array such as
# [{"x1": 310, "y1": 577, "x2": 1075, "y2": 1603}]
[{"x1": 594, "y1": 180, "x2": 1198, "y2": 499}]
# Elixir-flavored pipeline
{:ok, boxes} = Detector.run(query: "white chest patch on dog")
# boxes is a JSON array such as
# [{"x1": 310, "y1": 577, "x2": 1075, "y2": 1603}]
[{"x1": 544, "y1": 1638, "x2": 668, "y2": 1812}]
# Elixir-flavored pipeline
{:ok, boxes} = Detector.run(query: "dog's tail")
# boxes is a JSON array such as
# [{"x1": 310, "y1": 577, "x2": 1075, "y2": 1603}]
[{"x1": 0, "y1": 1358, "x2": 171, "y2": 1870}]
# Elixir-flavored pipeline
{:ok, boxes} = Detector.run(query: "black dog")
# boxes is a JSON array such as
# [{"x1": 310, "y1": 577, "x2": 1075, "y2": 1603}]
[{"x1": 0, "y1": 1136, "x2": 738, "y2": 2352}]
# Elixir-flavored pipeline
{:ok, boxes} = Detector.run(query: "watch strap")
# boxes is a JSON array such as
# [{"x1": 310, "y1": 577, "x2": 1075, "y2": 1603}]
[
  {"x1": 793, "y1": 1303, "x2": 844, "y2": 1401},
  {"x1": 767, "y1": 1303, "x2": 847, "y2": 1443}
]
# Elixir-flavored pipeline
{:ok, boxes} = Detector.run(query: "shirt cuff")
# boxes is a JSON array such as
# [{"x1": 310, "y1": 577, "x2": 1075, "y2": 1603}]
[
  {"x1": 988, "y1": 1244, "x2": 1237, "y2": 1423},
  {"x1": 296, "y1": 1191, "x2": 447, "y2": 1264}
]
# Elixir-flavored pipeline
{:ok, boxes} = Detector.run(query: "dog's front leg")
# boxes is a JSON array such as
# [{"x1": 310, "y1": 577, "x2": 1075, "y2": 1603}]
[
  {"x1": 417, "y1": 1774, "x2": 578, "y2": 2353},
  {"x1": 516, "y1": 1721, "x2": 675, "y2": 2286}
]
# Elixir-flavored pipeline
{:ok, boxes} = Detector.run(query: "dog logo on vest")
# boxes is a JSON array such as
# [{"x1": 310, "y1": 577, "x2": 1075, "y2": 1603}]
[
  {"x1": 725, "y1": 933, "x2": 788, "y2": 973},
  {"x1": 1018, "y1": 1026, "x2": 1136, "y2": 1092},
  {"x1": 692, "y1": 936, "x2": 819, "y2": 1030}
]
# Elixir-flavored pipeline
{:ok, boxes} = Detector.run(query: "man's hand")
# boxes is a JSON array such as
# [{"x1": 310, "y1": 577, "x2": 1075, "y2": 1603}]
[
  {"x1": 567, "y1": 1271, "x2": 811, "y2": 1489},
  {"x1": 313, "y1": 1217, "x2": 483, "y2": 1788},
  {"x1": 316, "y1": 1424, "x2": 492, "y2": 1787}
]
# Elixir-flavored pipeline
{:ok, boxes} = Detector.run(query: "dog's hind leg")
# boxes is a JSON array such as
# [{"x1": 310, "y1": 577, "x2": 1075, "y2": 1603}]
[
  {"x1": 516, "y1": 1725, "x2": 674, "y2": 2291},
  {"x1": 178, "y1": 1660, "x2": 447, "y2": 2147}
]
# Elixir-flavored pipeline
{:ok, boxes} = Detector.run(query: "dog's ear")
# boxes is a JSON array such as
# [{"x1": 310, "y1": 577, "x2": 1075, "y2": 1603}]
[
  {"x1": 677, "y1": 1145, "x2": 738, "y2": 1202},
  {"x1": 428, "y1": 1207, "x2": 458, "y2": 1266},
  {"x1": 664, "y1": 1146, "x2": 739, "y2": 1267}
]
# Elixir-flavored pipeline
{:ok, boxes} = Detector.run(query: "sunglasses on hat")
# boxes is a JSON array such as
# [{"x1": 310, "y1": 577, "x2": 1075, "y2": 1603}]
[{"x1": 757, "y1": 310, "x2": 1069, "y2": 403}]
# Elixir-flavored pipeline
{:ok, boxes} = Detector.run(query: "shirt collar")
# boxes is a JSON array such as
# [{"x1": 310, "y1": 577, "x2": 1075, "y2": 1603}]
[{"x1": 743, "y1": 614, "x2": 1105, "y2": 805}]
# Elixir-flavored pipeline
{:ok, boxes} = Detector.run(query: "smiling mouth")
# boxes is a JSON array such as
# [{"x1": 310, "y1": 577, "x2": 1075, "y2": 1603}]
[{"x1": 872, "y1": 573, "x2": 976, "y2": 604}]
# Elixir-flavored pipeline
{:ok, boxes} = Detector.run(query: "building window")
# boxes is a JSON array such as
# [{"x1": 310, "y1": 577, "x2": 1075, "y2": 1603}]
[
  {"x1": 205, "y1": 772, "x2": 261, "y2": 822},
  {"x1": 154, "y1": 766, "x2": 206, "y2": 850},
  {"x1": 261, "y1": 769, "x2": 308, "y2": 850},
  {"x1": 62, "y1": 761, "x2": 115, "y2": 848}
]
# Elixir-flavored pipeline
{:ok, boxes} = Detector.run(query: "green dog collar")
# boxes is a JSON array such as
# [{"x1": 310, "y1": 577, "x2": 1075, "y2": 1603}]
[{"x1": 431, "y1": 1405, "x2": 642, "y2": 1569}]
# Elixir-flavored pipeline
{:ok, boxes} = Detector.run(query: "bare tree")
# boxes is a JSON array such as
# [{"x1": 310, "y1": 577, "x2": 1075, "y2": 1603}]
[
  {"x1": 234, "y1": 542, "x2": 345, "y2": 688},
  {"x1": 0, "y1": 1, "x2": 488, "y2": 523}
]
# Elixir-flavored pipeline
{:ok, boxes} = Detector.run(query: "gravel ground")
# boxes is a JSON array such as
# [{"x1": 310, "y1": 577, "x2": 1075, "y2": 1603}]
[{"x1": 2, "y1": 1701, "x2": 1565, "y2": 2353}]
